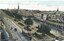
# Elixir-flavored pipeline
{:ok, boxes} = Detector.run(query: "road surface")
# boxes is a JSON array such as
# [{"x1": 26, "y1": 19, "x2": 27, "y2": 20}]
[
  {"x1": 4, "y1": 17, "x2": 29, "y2": 41},
  {"x1": 1, "y1": 10, "x2": 29, "y2": 41}
]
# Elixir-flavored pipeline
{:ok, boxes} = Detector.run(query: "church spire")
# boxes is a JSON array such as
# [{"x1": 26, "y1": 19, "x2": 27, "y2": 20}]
[
  {"x1": 17, "y1": 3, "x2": 19, "y2": 14},
  {"x1": 57, "y1": 8, "x2": 59, "y2": 12},
  {"x1": 18, "y1": 3, "x2": 19, "y2": 11}
]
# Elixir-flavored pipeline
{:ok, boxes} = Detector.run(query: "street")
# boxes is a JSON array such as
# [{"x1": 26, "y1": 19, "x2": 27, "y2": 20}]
[
  {"x1": 1, "y1": 10, "x2": 29, "y2": 41},
  {"x1": 4, "y1": 17, "x2": 28, "y2": 41}
]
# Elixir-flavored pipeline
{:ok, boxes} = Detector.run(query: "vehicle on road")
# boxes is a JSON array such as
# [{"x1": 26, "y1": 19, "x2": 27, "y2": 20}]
[{"x1": 14, "y1": 28, "x2": 17, "y2": 31}]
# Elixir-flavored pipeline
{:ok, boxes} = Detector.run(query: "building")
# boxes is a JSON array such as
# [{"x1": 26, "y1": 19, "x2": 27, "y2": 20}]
[
  {"x1": 34, "y1": 13, "x2": 48, "y2": 21},
  {"x1": 42, "y1": 14, "x2": 48, "y2": 20}
]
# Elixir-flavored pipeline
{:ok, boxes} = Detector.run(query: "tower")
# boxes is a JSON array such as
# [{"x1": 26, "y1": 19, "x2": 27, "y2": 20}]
[
  {"x1": 17, "y1": 3, "x2": 19, "y2": 14},
  {"x1": 18, "y1": 3, "x2": 19, "y2": 11},
  {"x1": 57, "y1": 8, "x2": 59, "y2": 12}
]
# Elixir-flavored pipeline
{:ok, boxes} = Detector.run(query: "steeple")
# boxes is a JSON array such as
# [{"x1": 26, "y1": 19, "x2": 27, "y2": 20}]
[
  {"x1": 18, "y1": 3, "x2": 19, "y2": 11},
  {"x1": 57, "y1": 8, "x2": 59, "y2": 12},
  {"x1": 17, "y1": 3, "x2": 19, "y2": 14}
]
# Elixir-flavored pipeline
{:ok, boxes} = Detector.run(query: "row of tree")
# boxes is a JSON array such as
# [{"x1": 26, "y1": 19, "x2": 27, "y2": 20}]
[
  {"x1": 2, "y1": 10, "x2": 23, "y2": 21},
  {"x1": 24, "y1": 18, "x2": 51, "y2": 34}
]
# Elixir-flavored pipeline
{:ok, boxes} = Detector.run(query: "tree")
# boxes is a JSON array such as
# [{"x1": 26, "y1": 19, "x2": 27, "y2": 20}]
[
  {"x1": 12, "y1": 11, "x2": 22, "y2": 19},
  {"x1": 24, "y1": 18, "x2": 33, "y2": 26},
  {"x1": 24, "y1": 18, "x2": 33, "y2": 31},
  {"x1": 62, "y1": 15, "x2": 64, "y2": 20},
  {"x1": 37, "y1": 24, "x2": 51, "y2": 34}
]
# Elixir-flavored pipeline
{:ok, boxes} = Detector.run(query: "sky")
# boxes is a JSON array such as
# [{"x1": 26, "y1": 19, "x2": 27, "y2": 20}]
[{"x1": 0, "y1": 0, "x2": 64, "y2": 11}]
